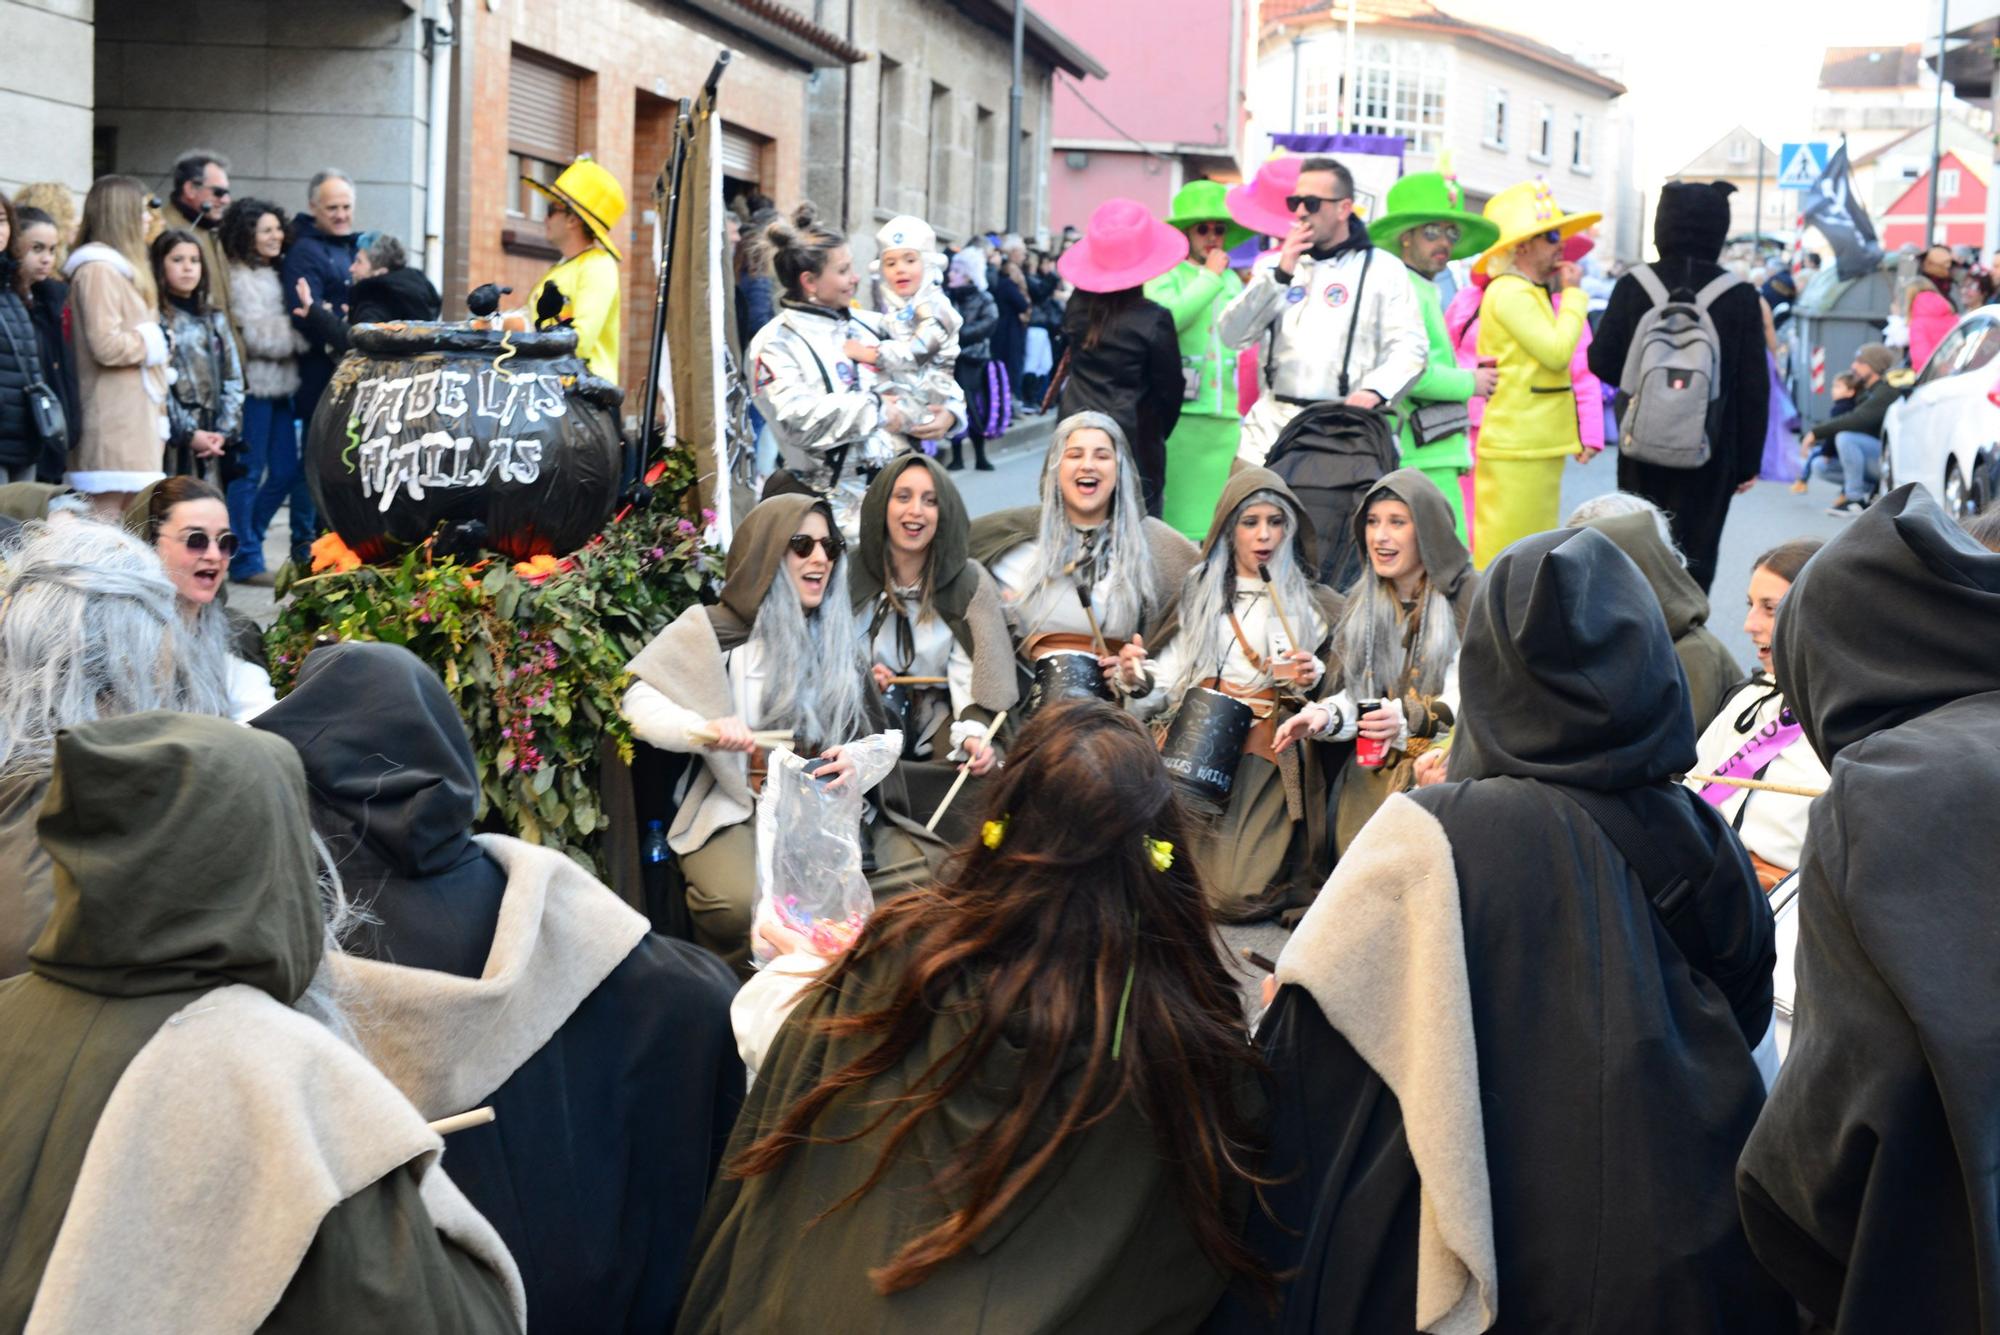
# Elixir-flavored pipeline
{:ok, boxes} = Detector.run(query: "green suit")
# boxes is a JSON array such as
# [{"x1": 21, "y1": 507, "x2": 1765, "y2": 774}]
[
  {"x1": 1398, "y1": 273, "x2": 1477, "y2": 542},
  {"x1": 1145, "y1": 260, "x2": 1242, "y2": 541}
]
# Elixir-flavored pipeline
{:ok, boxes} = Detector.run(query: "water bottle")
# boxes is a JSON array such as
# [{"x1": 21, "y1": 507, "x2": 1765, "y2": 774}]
[{"x1": 641, "y1": 818, "x2": 669, "y2": 865}]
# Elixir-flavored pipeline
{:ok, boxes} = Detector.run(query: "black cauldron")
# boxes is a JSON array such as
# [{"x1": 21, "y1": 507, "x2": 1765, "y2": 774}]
[
  {"x1": 307, "y1": 321, "x2": 625, "y2": 563},
  {"x1": 1159, "y1": 686, "x2": 1254, "y2": 804},
  {"x1": 1023, "y1": 650, "x2": 1115, "y2": 719}
]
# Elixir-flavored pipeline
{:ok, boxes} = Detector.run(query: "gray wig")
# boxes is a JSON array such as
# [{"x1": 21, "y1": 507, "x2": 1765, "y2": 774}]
[
  {"x1": 1565, "y1": 490, "x2": 1684, "y2": 566},
  {"x1": 1022, "y1": 411, "x2": 1154, "y2": 632},
  {"x1": 1331, "y1": 569, "x2": 1458, "y2": 701},
  {"x1": 0, "y1": 519, "x2": 228, "y2": 780},
  {"x1": 1166, "y1": 488, "x2": 1325, "y2": 705},
  {"x1": 751, "y1": 560, "x2": 872, "y2": 751}
]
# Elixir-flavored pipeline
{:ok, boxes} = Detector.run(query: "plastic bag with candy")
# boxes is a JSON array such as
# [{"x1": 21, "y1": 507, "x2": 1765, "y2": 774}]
[{"x1": 751, "y1": 733, "x2": 901, "y2": 965}]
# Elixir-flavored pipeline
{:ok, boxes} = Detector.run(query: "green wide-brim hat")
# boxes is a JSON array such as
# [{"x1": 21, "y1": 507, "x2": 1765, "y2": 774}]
[
  {"x1": 1369, "y1": 172, "x2": 1500, "y2": 261},
  {"x1": 1165, "y1": 180, "x2": 1253, "y2": 253}
]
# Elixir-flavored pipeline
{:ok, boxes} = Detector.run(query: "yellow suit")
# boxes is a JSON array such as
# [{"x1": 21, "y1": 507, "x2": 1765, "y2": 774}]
[
  {"x1": 1472, "y1": 272, "x2": 1586, "y2": 566},
  {"x1": 531, "y1": 246, "x2": 621, "y2": 384}
]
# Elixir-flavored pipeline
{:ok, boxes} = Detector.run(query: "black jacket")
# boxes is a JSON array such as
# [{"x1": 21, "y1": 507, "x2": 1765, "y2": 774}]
[
  {"x1": 26, "y1": 280, "x2": 77, "y2": 479},
  {"x1": 948, "y1": 283, "x2": 999, "y2": 362},
  {"x1": 1059, "y1": 292, "x2": 1184, "y2": 517},
  {"x1": 252, "y1": 643, "x2": 745, "y2": 1333},
  {"x1": 282, "y1": 213, "x2": 359, "y2": 415},
  {"x1": 0, "y1": 260, "x2": 46, "y2": 468},
  {"x1": 1221, "y1": 527, "x2": 1785, "y2": 1335},
  {"x1": 1739, "y1": 485, "x2": 2000, "y2": 1333},
  {"x1": 989, "y1": 267, "x2": 1030, "y2": 377},
  {"x1": 295, "y1": 265, "x2": 445, "y2": 352}
]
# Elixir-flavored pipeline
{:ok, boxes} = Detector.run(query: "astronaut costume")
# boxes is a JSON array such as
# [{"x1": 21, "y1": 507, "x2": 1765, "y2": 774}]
[
  {"x1": 864, "y1": 215, "x2": 965, "y2": 467},
  {"x1": 1216, "y1": 233, "x2": 1429, "y2": 465}
]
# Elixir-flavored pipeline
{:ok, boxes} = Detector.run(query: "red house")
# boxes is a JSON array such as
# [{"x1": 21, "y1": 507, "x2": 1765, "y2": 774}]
[{"x1": 1881, "y1": 150, "x2": 1988, "y2": 249}]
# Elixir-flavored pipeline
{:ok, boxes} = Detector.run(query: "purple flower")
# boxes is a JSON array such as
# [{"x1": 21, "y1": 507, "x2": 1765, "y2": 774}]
[{"x1": 501, "y1": 727, "x2": 512, "y2": 739}]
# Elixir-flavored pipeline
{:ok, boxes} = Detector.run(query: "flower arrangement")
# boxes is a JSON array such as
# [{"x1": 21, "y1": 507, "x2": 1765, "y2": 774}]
[{"x1": 266, "y1": 451, "x2": 723, "y2": 875}]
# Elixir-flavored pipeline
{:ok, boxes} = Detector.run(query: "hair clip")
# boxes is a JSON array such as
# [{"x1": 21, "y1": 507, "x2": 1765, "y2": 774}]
[
  {"x1": 1144, "y1": 837, "x2": 1174, "y2": 873},
  {"x1": 981, "y1": 815, "x2": 1011, "y2": 850}
]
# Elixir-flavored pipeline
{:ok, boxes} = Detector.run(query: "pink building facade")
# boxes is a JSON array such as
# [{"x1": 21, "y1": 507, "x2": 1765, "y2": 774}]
[{"x1": 1043, "y1": 0, "x2": 1255, "y2": 232}]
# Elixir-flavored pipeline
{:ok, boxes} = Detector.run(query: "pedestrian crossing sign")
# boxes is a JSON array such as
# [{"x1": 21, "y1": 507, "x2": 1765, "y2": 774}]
[{"x1": 1777, "y1": 143, "x2": 1829, "y2": 191}]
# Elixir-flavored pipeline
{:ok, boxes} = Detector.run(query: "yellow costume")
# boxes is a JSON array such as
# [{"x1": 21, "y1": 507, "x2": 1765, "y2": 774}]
[{"x1": 530, "y1": 248, "x2": 621, "y2": 383}]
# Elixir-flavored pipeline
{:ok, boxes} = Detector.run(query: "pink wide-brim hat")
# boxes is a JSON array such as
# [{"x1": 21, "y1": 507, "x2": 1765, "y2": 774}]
[
  {"x1": 1057, "y1": 198, "x2": 1190, "y2": 293},
  {"x1": 1564, "y1": 233, "x2": 1596, "y2": 264},
  {"x1": 1227, "y1": 156, "x2": 1303, "y2": 240}
]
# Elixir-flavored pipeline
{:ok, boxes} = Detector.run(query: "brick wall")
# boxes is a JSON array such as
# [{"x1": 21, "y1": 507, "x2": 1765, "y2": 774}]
[{"x1": 466, "y1": 0, "x2": 808, "y2": 398}]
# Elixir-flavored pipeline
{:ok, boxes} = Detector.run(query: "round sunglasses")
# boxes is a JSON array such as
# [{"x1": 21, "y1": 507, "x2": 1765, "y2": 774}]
[{"x1": 165, "y1": 528, "x2": 240, "y2": 559}]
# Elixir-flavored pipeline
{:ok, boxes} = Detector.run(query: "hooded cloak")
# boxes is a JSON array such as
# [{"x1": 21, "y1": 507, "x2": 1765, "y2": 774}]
[
  {"x1": 253, "y1": 643, "x2": 744, "y2": 1333},
  {"x1": 0, "y1": 712, "x2": 520, "y2": 1334},
  {"x1": 1575, "y1": 509, "x2": 1741, "y2": 731},
  {"x1": 1221, "y1": 528, "x2": 1786, "y2": 1335},
  {"x1": 1737, "y1": 485, "x2": 2000, "y2": 1333},
  {"x1": 849, "y1": 453, "x2": 1017, "y2": 716}
]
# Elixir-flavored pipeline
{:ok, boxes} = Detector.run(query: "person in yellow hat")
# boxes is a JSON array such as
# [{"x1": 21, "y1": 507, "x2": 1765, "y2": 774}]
[
  {"x1": 1469, "y1": 181, "x2": 1600, "y2": 567},
  {"x1": 524, "y1": 157, "x2": 626, "y2": 383}
]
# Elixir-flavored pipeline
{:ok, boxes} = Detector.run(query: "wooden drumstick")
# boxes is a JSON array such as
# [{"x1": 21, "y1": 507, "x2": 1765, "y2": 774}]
[
  {"x1": 925, "y1": 708, "x2": 1009, "y2": 831},
  {"x1": 1076, "y1": 584, "x2": 1111, "y2": 659},
  {"x1": 1256, "y1": 562, "x2": 1302, "y2": 654},
  {"x1": 885, "y1": 675, "x2": 948, "y2": 686},
  {"x1": 1684, "y1": 772, "x2": 1825, "y2": 799},
  {"x1": 687, "y1": 726, "x2": 795, "y2": 748},
  {"x1": 428, "y1": 1106, "x2": 495, "y2": 1136}
]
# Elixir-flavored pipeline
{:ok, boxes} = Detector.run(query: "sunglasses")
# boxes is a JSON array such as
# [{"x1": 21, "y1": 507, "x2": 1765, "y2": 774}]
[
  {"x1": 168, "y1": 528, "x2": 240, "y2": 558},
  {"x1": 786, "y1": 533, "x2": 845, "y2": 561},
  {"x1": 1540, "y1": 229, "x2": 1562, "y2": 245},
  {"x1": 1191, "y1": 221, "x2": 1230, "y2": 236},
  {"x1": 1285, "y1": 194, "x2": 1350, "y2": 214},
  {"x1": 1417, "y1": 222, "x2": 1461, "y2": 244},
  {"x1": 209, "y1": 185, "x2": 231, "y2": 198}
]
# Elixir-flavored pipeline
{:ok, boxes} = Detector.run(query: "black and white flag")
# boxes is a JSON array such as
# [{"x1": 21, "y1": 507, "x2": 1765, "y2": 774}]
[{"x1": 1801, "y1": 141, "x2": 1883, "y2": 281}]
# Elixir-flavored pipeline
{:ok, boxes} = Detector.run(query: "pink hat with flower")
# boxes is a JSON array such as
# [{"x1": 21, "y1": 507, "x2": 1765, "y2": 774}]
[
  {"x1": 1057, "y1": 198, "x2": 1190, "y2": 293},
  {"x1": 1226, "y1": 156, "x2": 1303, "y2": 240}
]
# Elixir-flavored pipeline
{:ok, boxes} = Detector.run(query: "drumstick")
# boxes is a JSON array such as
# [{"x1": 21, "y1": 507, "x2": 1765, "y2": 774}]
[
  {"x1": 1685, "y1": 772, "x2": 1825, "y2": 799},
  {"x1": 1076, "y1": 585, "x2": 1111, "y2": 659},
  {"x1": 926, "y1": 707, "x2": 1009, "y2": 831},
  {"x1": 1238, "y1": 947, "x2": 1278, "y2": 974},
  {"x1": 885, "y1": 675, "x2": 948, "y2": 686},
  {"x1": 1255, "y1": 562, "x2": 1302, "y2": 655},
  {"x1": 427, "y1": 1107, "x2": 495, "y2": 1136},
  {"x1": 687, "y1": 726, "x2": 795, "y2": 748}
]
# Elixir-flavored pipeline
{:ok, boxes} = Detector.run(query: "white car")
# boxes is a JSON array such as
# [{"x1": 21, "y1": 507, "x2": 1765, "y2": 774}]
[{"x1": 1882, "y1": 306, "x2": 2000, "y2": 518}]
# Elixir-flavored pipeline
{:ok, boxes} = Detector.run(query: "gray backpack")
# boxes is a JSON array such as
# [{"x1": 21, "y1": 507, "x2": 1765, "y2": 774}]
[{"x1": 1616, "y1": 266, "x2": 1742, "y2": 469}]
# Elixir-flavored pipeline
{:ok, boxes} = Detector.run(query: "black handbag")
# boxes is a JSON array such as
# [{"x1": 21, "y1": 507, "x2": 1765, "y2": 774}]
[
  {"x1": 1408, "y1": 399, "x2": 1469, "y2": 445},
  {"x1": 0, "y1": 312, "x2": 67, "y2": 452}
]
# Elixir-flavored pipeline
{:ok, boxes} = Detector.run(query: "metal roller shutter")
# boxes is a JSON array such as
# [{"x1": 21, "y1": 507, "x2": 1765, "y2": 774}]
[
  {"x1": 720, "y1": 122, "x2": 763, "y2": 182},
  {"x1": 510, "y1": 52, "x2": 579, "y2": 162}
]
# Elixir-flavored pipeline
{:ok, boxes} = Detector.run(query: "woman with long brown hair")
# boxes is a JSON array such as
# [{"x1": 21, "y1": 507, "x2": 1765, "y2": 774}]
[
  {"x1": 63, "y1": 175, "x2": 170, "y2": 517},
  {"x1": 681, "y1": 699, "x2": 1269, "y2": 1333}
]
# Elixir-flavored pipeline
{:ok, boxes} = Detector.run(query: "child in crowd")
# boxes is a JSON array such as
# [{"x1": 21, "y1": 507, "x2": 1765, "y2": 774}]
[
  {"x1": 846, "y1": 215, "x2": 961, "y2": 466},
  {"x1": 1792, "y1": 371, "x2": 1855, "y2": 494},
  {"x1": 151, "y1": 229, "x2": 244, "y2": 485}
]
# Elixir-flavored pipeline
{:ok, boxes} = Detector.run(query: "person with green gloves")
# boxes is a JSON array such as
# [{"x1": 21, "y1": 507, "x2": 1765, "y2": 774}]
[
  {"x1": 1368, "y1": 173, "x2": 1500, "y2": 542},
  {"x1": 1146, "y1": 180, "x2": 1251, "y2": 541}
]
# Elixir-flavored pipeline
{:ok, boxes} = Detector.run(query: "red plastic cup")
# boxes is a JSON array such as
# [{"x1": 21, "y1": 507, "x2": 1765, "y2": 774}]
[{"x1": 1355, "y1": 699, "x2": 1388, "y2": 768}]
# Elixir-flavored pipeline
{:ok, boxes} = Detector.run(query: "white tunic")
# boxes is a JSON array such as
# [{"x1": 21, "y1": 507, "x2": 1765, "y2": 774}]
[
  {"x1": 1135, "y1": 582, "x2": 1317, "y2": 718},
  {"x1": 987, "y1": 537, "x2": 1143, "y2": 647},
  {"x1": 1684, "y1": 677, "x2": 1830, "y2": 874},
  {"x1": 863, "y1": 587, "x2": 984, "y2": 756}
]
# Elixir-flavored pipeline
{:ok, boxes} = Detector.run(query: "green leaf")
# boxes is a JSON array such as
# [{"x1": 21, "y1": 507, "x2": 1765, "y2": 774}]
[{"x1": 531, "y1": 763, "x2": 555, "y2": 796}]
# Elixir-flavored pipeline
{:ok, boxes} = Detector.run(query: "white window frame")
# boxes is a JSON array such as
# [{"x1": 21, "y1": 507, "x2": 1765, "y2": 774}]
[
  {"x1": 1529, "y1": 100, "x2": 1553, "y2": 164},
  {"x1": 1940, "y1": 167, "x2": 1963, "y2": 199},
  {"x1": 1728, "y1": 136, "x2": 1750, "y2": 165},
  {"x1": 1483, "y1": 87, "x2": 1509, "y2": 151},
  {"x1": 1298, "y1": 45, "x2": 1338, "y2": 134},
  {"x1": 1569, "y1": 112, "x2": 1593, "y2": 175},
  {"x1": 1348, "y1": 39, "x2": 1447, "y2": 155}
]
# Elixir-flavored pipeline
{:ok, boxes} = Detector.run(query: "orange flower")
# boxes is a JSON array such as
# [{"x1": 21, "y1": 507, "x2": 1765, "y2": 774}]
[
  {"x1": 310, "y1": 532, "x2": 363, "y2": 574},
  {"x1": 512, "y1": 554, "x2": 568, "y2": 582}
]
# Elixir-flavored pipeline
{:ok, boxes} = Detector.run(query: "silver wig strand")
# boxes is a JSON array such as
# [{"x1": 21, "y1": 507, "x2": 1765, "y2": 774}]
[
  {"x1": 1167, "y1": 489, "x2": 1325, "y2": 705},
  {"x1": 751, "y1": 564, "x2": 871, "y2": 751},
  {"x1": 294, "y1": 829, "x2": 379, "y2": 1050},
  {"x1": 0, "y1": 519, "x2": 226, "y2": 780},
  {"x1": 176, "y1": 597, "x2": 240, "y2": 719},
  {"x1": 1022, "y1": 411, "x2": 1153, "y2": 632},
  {"x1": 1332, "y1": 572, "x2": 1459, "y2": 701}
]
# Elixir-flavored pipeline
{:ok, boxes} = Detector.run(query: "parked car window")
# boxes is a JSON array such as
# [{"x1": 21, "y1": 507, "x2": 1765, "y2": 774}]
[
  {"x1": 1955, "y1": 322, "x2": 2000, "y2": 377},
  {"x1": 1915, "y1": 318, "x2": 1989, "y2": 388}
]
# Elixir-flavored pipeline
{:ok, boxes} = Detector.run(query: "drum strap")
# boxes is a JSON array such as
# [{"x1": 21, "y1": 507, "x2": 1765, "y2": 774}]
[
  {"x1": 1023, "y1": 631, "x2": 1124, "y2": 661},
  {"x1": 1226, "y1": 612, "x2": 1266, "y2": 674}
]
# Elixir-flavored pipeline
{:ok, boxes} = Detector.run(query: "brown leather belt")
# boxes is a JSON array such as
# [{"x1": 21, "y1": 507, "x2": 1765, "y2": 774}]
[
  {"x1": 1199, "y1": 677, "x2": 1281, "y2": 764},
  {"x1": 1023, "y1": 630, "x2": 1126, "y2": 660}
]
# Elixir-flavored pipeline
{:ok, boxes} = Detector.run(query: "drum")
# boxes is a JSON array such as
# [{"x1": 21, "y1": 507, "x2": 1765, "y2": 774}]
[
  {"x1": 1159, "y1": 686, "x2": 1255, "y2": 804},
  {"x1": 1024, "y1": 650, "x2": 1114, "y2": 718}
]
